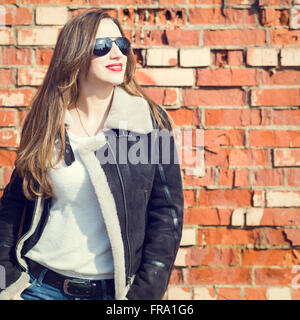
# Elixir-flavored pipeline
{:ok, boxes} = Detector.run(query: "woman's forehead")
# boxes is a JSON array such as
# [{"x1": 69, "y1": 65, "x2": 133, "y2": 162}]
[{"x1": 95, "y1": 19, "x2": 122, "y2": 38}]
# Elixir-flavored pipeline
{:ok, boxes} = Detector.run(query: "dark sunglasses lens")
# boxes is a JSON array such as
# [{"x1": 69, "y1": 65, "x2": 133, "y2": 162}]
[
  {"x1": 94, "y1": 38, "x2": 112, "y2": 57},
  {"x1": 115, "y1": 37, "x2": 131, "y2": 56}
]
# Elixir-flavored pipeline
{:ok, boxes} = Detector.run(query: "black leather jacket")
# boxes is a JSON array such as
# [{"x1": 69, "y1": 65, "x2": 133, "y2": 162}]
[{"x1": 0, "y1": 111, "x2": 184, "y2": 300}]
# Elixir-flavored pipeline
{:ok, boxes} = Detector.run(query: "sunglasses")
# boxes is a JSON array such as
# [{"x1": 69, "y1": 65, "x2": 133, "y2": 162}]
[{"x1": 93, "y1": 37, "x2": 131, "y2": 57}]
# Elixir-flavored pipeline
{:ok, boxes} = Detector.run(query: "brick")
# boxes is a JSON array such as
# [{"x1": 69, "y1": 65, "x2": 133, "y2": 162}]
[
  {"x1": 21, "y1": 0, "x2": 88, "y2": 3},
  {"x1": 18, "y1": 68, "x2": 47, "y2": 86},
  {"x1": 252, "y1": 190, "x2": 265, "y2": 207},
  {"x1": 218, "y1": 287, "x2": 240, "y2": 300},
  {"x1": 0, "y1": 28, "x2": 13, "y2": 45},
  {"x1": 186, "y1": 248, "x2": 239, "y2": 266},
  {"x1": 281, "y1": 48, "x2": 300, "y2": 66},
  {"x1": 196, "y1": 68, "x2": 259, "y2": 86},
  {"x1": 0, "y1": 89, "x2": 33, "y2": 107},
  {"x1": 0, "y1": 48, "x2": 32, "y2": 65},
  {"x1": 142, "y1": 87, "x2": 178, "y2": 106},
  {"x1": 199, "y1": 189, "x2": 251, "y2": 207},
  {"x1": 174, "y1": 248, "x2": 188, "y2": 267},
  {"x1": 117, "y1": 8, "x2": 135, "y2": 27},
  {"x1": 283, "y1": 229, "x2": 300, "y2": 246},
  {"x1": 167, "y1": 108, "x2": 200, "y2": 126},
  {"x1": 247, "y1": 48, "x2": 278, "y2": 66},
  {"x1": 213, "y1": 50, "x2": 228, "y2": 67},
  {"x1": 219, "y1": 169, "x2": 234, "y2": 186},
  {"x1": 3, "y1": 7, "x2": 32, "y2": 25},
  {"x1": 205, "y1": 129, "x2": 245, "y2": 147},
  {"x1": 179, "y1": 48, "x2": 210, "y2": 67},
  {"x1": 0, "y1": 129, "x2": 18, "y2": 147},
  {"x1": 204, "y1": 29, "x2": 266, "y2": 46},
  {"x1": 231, "y1": 208, "x2": 246, "y2": 226},
  {"x1": 291, "y1": 5, "x2": 300, "y2": 29},
  {"x1": 167, "y1": 287, "x2": 191, "y2": 300},
  {"x1": 242, "y1": 249, "x2": 300, "y2": 266},
  {"x1": 17, "y1": 109, "x2": 29, "y2": 127},
  {"x1": 255, "y1": 268, "x2": 293, "y2": 285},
  {"x1": 262, "y1": 70, "x2": 300, "y2": 86},
  {"x1": 260, "y1": 208, "x2": 300, "y2": 226},
  {"x1": 188, "y1": 268, "x2": 251, "y2": 285},
  {"x1": 198, "y1": 228, "x2": 262, "y2": 245},
  {"x1": 180, "y1": 228, "x2": 197, "y2": 246},
  {"x1": 146, "y1": 48, "x2": 177, "y2": 66},
  {"x1": 264, "y1": 228, "x2": 289, "y2": 245},
  {"x1": 251, "y1": 88, "x2": 300, "y2": 106},
  {"x1": 164, "y1": 29, "x2": 199, "y2": 46},
  {"x1": 234, "y1": 169, "x2": 249, "y2": 187},
  {"x1": 36, "y1": 48, "x2": 54, "y2": 66},
  {"x1": 184, "y1": 189, "x2": 196, "y2": 207},
  {"x1": 253, "y1": 169, "x2": 284, "y2": 186},
  {"x1": 184, "y1": 208, "x2": 231, "y2": 226},
  {"x1": 228, "y1": 50, "x2": 244, "y2": 66},
  {"x1": 169, "y1": 268, "x2": 183, "y2": 285},
  {"x1": 266, "y1": 191, "x2": 300, "y2": 207},
  {"x1": 0, "y1": 69, "x2": 15, "y2": 86},
  {"x1": 36, "y1": 6, "x2": 68, "y2": 25},
  {"x1": 0, "y1": 149, "x2": 16, "y2": 167},
  {"x1": 259, "y1": 0, "x2": 291, "y2": 4},
  {"x1": 273, "y1": 109, "x2": 300, "y2": 125},
  {"x1": 267, "y1": 287, "x2": 291, "y2": 300},
  {"x1": 134, "y1": 68, "x2": 194, "y2": 86},
  {"x1": 0, "y1": 108, "x2": 16, "y2": 126},
  {"x1": 246, "y1": 208, "x2": 264, "y2": 226},
  {"x1": 193, "y1": 287, "x2": 216, "y2": 300},
  {"x1": 182, "y1": 88, "x2": 247, "y2": 106},
  {"x1": 228, "y1": 0, "x2": 256, "y2": 3},
  {"x1": 189, "y1": 8, "x2": 255, "y2": 25},
  {"x1": 270, "y1": 29, "x2": 300, "y2": 46},
  {"x1": 17, "y1": 27, "x2": 60, "y2": 46},
  {"x1": 141, "y1": 29, "x2": 199, "y2": 46},
  {"x1": 205, "y1": 109, "x2": 267, "y2": 127},
  {"x1": 287, "y1": 169, "x2": 300, "y2": 186},
  {"x1": 228, "y1": 149, "x2": 271, "y2": 167},
  {"x1": 157, "y1": 8, "x2": 186, "y2": 27},
  {"x1": 259, "y1": 8, "x2": 289, "y2": 27},
  {"x1": 205, "y1": 148, "x2": 231, "y2": 167},
  {"x1": 244, "y1": 288, "x2": 267, "y2": 300},
  {"x1": 274, "y1": 149, "x2": 300, "y2": 167},
  {"x1": 184, "y1": 167, "x2": 214, "y2": 187}
]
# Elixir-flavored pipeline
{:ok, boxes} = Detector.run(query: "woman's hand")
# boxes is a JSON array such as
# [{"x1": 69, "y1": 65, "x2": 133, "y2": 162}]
[{"x1": 10, "y1": 283, "x2": 31, "y2": 300}]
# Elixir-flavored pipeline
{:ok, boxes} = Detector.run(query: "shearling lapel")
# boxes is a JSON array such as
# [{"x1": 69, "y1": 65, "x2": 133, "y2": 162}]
[{"x1": 65, "y1": 85, "x2": 154, "y2": 134}]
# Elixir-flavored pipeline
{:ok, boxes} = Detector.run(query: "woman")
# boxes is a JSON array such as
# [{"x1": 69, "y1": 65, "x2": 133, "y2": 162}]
[{"x1": 0, "y1": 8, "x2": 184, "y2": 300}]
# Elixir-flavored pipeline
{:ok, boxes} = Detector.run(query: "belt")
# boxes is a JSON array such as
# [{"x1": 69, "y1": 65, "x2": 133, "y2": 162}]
[{"x1": 26, "y1": 259, "x2": 115, "y2": 298}]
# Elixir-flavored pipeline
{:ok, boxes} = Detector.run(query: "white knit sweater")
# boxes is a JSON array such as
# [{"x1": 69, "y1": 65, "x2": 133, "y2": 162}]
[{"x1": 25, "y1": 130, "x2": 114, "y2": 280}]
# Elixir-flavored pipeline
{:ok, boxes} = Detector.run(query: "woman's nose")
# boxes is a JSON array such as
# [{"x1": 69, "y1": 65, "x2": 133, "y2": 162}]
[{"x1": 110, "y1": 42, "x2": 122, "y2": 57}]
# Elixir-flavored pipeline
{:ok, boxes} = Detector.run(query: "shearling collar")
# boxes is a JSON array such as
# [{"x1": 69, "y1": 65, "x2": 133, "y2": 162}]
[{"x1": 65, "y1": 85, "x2": 154, "y2": 134}]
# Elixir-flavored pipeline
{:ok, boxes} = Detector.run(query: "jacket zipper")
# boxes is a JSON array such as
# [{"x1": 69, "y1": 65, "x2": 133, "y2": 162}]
[
  {"x1": 15, "y1": 198, "x2": 39, "y2": 272},
  {"x1": 107, "y1": 138, "x2": 132, "y2": 284}
]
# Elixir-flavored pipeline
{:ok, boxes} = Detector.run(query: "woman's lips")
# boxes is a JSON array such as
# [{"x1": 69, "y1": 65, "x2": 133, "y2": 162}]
[{"x1": 106, "y1": 64, "x2": 122, "y2": 72}]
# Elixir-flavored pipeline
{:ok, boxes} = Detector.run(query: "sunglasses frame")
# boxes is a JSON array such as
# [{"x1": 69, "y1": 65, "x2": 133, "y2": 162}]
[{"x1": 93, "y1": 37, "x2": 131, "y2": 57}]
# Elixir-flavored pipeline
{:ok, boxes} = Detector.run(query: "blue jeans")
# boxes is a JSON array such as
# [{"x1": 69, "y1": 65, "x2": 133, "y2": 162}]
[{"x1": 20, "y1": 267, "x2": 115, "y2": 300}]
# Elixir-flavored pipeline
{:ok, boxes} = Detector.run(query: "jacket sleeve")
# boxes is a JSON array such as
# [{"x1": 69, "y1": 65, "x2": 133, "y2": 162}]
[
  {"x1": 126, "y1": 126, "x2": 184, "y2": 300},
  {"x1": 0, "y1": 169, "x2": 30, "y2": 300}
]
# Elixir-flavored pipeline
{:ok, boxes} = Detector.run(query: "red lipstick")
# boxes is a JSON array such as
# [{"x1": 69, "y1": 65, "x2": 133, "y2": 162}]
[{"x1": 106, "y1": 63, "x2": 122, "y2": 72}]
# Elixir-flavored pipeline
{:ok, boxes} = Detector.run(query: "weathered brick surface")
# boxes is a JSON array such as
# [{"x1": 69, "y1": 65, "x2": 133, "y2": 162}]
[{"x1": 1, "y1": 1, "x2": 300, "y2": 301}]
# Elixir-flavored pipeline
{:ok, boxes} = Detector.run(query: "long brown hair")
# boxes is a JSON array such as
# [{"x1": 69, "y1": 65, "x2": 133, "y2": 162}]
[{"x1": 15, "y1": 8, "x2": 175, "y2": 200}]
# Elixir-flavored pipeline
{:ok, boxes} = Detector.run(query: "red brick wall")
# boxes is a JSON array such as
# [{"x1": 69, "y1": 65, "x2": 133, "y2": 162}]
[{"x1": 1, "y1": 1, "x2": 300, "y2": 300}]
